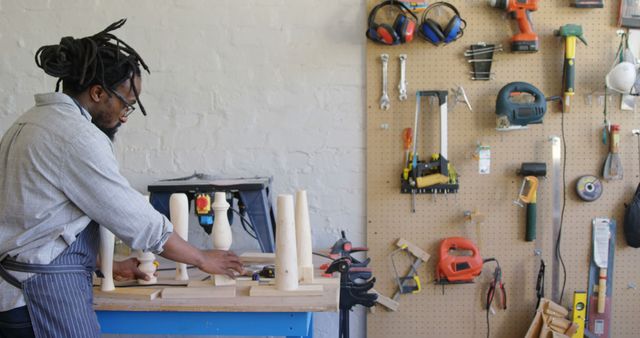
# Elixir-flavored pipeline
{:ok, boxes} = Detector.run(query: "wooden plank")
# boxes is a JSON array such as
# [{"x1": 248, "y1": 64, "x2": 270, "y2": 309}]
[
  {"x1": 187, "y1": 280, "x2": 214, "y2": 288},
  {"x1": 187, "y1": 278, "x2": 263, "y2": 287},
  {"x1": 309, "y1": 276, "x2": 340, "y2": 285},
  {"x1": 161, "y1": 286, "x2": 236, "y2": 299},
  {"x1": 236, "y1": 279, "x2": 260, "y2": 286},
  {"x1": 396, "y1": 238, "x2": 430, "y2": 262},
  {"x1": 94, "y1": 272, "x2": 339, "y2": 312},
  {"x1": 239, "y1": 252, "x2": 275, "y2": 264},
  {"x1": 370, "y1": 288, "x2": 399, "y2": 312},
  {"x1": 249, "y1": 284, "x2": 323, "y2": 297},
  {"x1": 214, "y1": 274, "x2": 236, "y2": 286},
  {"x1": 93, "y1": 287, "x2": 161, "y2": 300},
  {"x1": 94, "y1": 276, "x2": 190, "y2": 287}
]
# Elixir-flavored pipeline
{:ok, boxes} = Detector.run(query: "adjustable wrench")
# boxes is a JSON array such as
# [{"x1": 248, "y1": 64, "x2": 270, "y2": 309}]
[
  {"x1": 380, "y1": 54, "x2": 390, "y2": 110},
  {"x1": 398, "y1": 54, "x2": 408, "y2": 101}
]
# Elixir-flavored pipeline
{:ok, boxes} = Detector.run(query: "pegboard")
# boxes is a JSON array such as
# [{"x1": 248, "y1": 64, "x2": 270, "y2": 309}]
[{"x1": 365, "y1": 1, "x2": 640, "y2": 337}]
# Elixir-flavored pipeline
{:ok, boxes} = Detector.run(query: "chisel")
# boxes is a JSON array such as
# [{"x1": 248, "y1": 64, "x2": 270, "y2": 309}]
[{"x1": 603, "y1": 124, "x2": 623, "y2": 180}]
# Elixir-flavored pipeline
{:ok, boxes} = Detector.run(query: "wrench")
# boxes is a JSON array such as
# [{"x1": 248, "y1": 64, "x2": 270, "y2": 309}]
[
  {"x1": 380, "y1": 54, "x2": 390, "y2": 110},
  {"x1": 398, "y1": 54, "x2": 408, "y2": 101}
]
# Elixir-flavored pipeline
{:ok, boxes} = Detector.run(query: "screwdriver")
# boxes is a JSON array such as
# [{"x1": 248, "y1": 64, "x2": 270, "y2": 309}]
[
  {"x1": 402, "y1": 128, "x2": 416, "y2": 212},
  {"x1": 403, "y1": 128, "x2": 413, "y2": 168}
]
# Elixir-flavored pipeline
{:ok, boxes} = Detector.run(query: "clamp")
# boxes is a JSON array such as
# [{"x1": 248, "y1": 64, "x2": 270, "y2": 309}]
[
  {"x1": 320, "y1": 231, "x2": 372, "y2": 280},
  {"x1": 325, "y1": 257, "x2": 378, "y2": 338}
]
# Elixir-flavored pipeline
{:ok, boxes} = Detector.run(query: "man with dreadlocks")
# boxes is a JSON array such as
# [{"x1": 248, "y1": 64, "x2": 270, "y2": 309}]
[{"x1": 0, "y1": 20, "x2": 243, "y2": 338}]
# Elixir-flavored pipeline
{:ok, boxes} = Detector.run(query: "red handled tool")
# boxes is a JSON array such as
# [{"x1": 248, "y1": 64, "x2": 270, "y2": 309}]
[
  {"x1": 403, "y1": 127, "x2": 413, "y2": 169},
  {"x1": 486, "y1": 265, "x2": 507, "y2": 310}
]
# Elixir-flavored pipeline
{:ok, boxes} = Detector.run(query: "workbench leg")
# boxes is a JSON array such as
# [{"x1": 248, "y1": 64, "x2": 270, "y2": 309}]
[{"x1": 287, "y1": 313, "x2": 313, "y2": 338}]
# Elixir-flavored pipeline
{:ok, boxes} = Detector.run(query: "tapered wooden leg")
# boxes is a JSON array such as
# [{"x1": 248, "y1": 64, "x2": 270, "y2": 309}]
[
  {"x1": 170, "y1": 193, "x2": 189, "y2": 281},
  {"x1": 276, "y1": 194, "x2": 299, "y2": 291},
  {"x1": 295, "y1": 190, "x2": 314, "y2": 283},
  {"x1": 99, "y1": 226, "x2": 115, "y2": 291}
]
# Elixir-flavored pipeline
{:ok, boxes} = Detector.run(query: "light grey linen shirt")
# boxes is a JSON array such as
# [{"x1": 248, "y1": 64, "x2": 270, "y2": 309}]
[{"x1": 0, "y1": 93, "x2": 173, "y2": 311}]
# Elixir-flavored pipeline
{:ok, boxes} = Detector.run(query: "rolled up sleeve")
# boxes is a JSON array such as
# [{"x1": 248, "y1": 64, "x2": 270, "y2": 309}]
[{"x1": 60, "y1": 130, "x2": 173, "y2": 253}]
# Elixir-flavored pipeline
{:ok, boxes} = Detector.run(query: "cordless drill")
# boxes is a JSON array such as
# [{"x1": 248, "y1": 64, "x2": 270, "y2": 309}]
[{"x1": 489, "y1": 0, "x2": 539, "y2": 52}]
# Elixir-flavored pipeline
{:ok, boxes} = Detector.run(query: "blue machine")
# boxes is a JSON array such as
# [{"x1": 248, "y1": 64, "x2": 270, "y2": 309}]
[
  {"x1": 495, "y1": 81, "x2": 547, "y2": 131},
  {"x1": 147, "y1": 175, "x2": 276, "y2": 253}
]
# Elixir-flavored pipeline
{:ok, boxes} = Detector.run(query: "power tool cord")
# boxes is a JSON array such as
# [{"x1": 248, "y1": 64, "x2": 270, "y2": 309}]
[
  {"x1": 486, "y1": 293, "x2": 491, "y2": 338},
  {"x1": 483, "y1": 258, "x2": 502, "y2": 338},
  {"x1": 230, "y1": 207, "x2": 258, "y2": 240},
  {"x1": 233, "y1": 190, "x2": 272, "y2": 241}
]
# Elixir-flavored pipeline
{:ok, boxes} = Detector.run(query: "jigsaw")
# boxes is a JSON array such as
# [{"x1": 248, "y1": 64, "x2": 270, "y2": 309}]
[
  {"x1": 435, "y1": 237, "x2": 483, "y2": 284},
  {"x1": 495, "y1": 82, "x2": 548, "y2": 131}
]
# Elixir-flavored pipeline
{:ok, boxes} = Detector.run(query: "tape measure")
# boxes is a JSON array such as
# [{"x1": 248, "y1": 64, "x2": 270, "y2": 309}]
[{"x1": 576, "y1": 175, "x2": 603, "y2": 202}]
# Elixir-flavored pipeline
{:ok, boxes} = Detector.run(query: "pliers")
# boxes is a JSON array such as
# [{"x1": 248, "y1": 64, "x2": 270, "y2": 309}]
[{"x1": 486, "y1": 266, "x2": 507, "y2": 310}]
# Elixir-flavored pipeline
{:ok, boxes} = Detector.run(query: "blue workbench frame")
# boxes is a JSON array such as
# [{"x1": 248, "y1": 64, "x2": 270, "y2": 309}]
[{"x1": 97, "y1": 310, "x2": 313, "y2": 338}]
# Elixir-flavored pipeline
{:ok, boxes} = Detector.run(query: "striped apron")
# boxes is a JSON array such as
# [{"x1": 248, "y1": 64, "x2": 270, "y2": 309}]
[{"x1": 0, "y1": 221, "x2": 101, "y2": 338}]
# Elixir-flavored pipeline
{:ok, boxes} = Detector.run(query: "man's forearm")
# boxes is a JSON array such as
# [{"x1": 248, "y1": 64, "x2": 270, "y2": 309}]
[{"x1": 159, "y1": 232, "x2": 205, "y2": 268}]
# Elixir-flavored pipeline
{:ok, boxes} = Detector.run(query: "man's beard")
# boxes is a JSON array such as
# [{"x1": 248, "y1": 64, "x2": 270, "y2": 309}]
[{"x1": 96, "y1": 122, "x2": 121, "y2": 141}]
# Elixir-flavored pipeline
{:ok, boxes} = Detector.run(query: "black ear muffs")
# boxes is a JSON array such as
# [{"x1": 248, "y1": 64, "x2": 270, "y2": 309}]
[
  {"x1": 419, "y1": 2, "x2": 466, "y2": 45},
  {"x1": 367, "y1": 0, "x2": 418, "y2": 45}
]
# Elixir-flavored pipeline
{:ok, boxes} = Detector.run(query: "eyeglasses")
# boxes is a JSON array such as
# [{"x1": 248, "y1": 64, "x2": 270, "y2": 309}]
[{"x1": 109, "y1": 89, "x2": 136, "y2": 117}]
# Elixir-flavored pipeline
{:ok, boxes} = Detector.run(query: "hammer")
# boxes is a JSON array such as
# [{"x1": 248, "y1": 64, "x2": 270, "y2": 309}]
[
  {"x1": 517, "y1": 162, "x2": 547, "y2": 241},
  {"x1": 555, "y1": 24, "x2": 587, "y2": 113}
]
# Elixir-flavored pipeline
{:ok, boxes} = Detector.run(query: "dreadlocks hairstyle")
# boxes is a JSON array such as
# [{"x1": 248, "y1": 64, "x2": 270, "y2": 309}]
[{"x1": 35, "y1": 19, "x2": 150, "y2": 115}]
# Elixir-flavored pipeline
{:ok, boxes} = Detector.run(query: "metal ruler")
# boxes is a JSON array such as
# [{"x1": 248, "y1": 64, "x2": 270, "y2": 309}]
[{"x1": 550, "y1": 136, "x2": 562, "y2": 303}]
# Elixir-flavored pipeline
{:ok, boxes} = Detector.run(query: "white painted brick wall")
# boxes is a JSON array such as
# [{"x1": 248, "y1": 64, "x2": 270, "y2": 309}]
[{"x1": 0, "y1": 1, "x2": 367, "y2": 337}]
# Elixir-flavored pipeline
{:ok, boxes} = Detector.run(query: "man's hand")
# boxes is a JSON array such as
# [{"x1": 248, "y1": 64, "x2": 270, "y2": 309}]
[
  {"x1": 113, "y1": 257, "x2": 151, "y2": 282},
  {"x1": 159, "y1": 233, "x2": 244, "y2": 278},
  {"x1": 197, "y1": 250, "x2": 244, "y2": 278}
]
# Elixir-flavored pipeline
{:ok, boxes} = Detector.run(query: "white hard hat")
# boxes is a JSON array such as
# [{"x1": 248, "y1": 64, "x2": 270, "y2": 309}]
[{"x1": 606, "y1": 61, "x2": 637, "y2": 94}]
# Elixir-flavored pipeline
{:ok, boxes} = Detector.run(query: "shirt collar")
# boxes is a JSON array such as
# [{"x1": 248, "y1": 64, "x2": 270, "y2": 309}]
[{"x1": 34, "y1": 92, "x2": 93, "y2": 122}]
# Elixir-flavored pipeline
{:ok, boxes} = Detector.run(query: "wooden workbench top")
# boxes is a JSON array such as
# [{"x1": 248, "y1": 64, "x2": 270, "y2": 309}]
[{"x1": 93, "y1": 272, "x2": 339, "y2": 313}]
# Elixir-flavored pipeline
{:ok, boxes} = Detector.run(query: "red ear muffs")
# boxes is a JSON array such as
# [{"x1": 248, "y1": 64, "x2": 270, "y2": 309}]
[
  {"x1": 366, "y1": 0, "x2": 419, "y2": 45},
  {"x1": 377, "y1": 23, "x2": 399, "y2": 45},
  {"x1": 393, "y1": 14, "x2": 417, "y2": 43}
]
